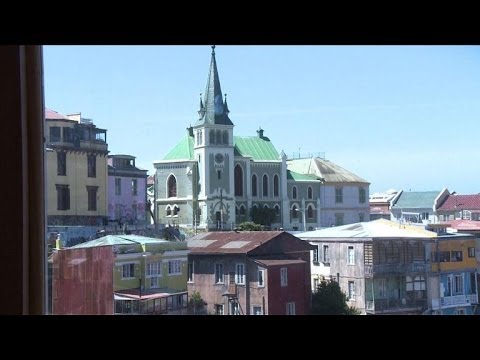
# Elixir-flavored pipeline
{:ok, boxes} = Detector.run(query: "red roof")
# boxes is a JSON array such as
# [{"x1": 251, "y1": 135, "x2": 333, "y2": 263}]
[
  {"x1": 147, "y1": 175, "x2": 155, "y2": 185},
  {"x1": 438, "y1": 194, "x2": 480, "y2": 211},
  {"x1": 45, "y1": 108, "x2": 68, "y2": 120},
  {"x1": 441, "y1": 219, "x2": 480, "y2": 231}
]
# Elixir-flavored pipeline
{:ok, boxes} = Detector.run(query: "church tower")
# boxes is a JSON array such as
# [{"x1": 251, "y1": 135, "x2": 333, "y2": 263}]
[{"x1": 193, "y1": 46, "x2": 235, "y2": 230}]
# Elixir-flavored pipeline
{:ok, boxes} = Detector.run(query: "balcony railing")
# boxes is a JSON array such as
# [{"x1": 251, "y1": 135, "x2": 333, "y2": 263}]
[
  {"x1": 364, "y1": 263, "x2": 426, "y2": 277},
  {"x1": 432, "y1": 294, "x2": 479, "y2": 309},
  {"x1": 366, "y1": 298, "x2": 427, "y2": 313}
]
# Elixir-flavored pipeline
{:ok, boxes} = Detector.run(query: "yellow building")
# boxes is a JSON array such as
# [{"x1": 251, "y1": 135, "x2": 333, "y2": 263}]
[{"x1": 45, "y1": 108, "x2": 108, "y2": 226}]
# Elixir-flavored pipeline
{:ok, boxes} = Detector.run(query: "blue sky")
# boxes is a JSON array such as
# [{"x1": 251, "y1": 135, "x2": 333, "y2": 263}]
[{"x1": 43, "y1": 45, "x2": 480, "y2": 194}]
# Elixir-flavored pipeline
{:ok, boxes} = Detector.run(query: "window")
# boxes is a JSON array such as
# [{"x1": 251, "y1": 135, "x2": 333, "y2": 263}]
[
  {"x1": 359, "y1": 213, "x2": 365, "y2": 222},
  {"x1": 258, "y1": 269, "x2": 265, "y2": 287},
  {"x1": 166, "y1": 206, "x2": 171, "y2": 216},
  {"x1": 252, "y1": 306, "x2": 263, "y2": 315},
  {"x1": 132, "y1": 204, "x2": 137, "y2": 220},
  {"x1": 422, "y1": 212, "x2": 429, "y2": 220},
  {"x1": 292, "y1": 186, "x2": 297, "y2": 199},
  {"x1": 222, "y1": 130, "x2": 228, "y2": 144},
  {"x1": 234, "y1": 165, "x2": 243, "y2": 196},
  {"x1": 215, "y1": 263, "x2": 224, "y2": 284},
  {"x1": 307, "y1": 204, "x2": 314, "y2": 218},
  {"x1": 359, "y1": 187, "x2": 366, "y2": 203},
  {"x1": 348, "y1": 246, "x2": 355, "y2": 265},
  {"x1": 56, "y1": 184, "x2": 70, "y2": 211},
  {"x1": 468, "y1": 247, "x2": 475, "y2": 258},
  {"x1": 209, "y1": 129, "x2": 215, "y2": 144},
  {"x1": 187, "y1": 262, "x2": 194, "y2": 282},
  {"x1": 323, "y1": 245, "x2": 330, "y2": 264},
  {"x1": 215, "y1": 304, "x2": 224, "y2": 315},
  {"x1": 335, "y1": 187, "x2": 343, "y2": 203},
  {"x1": 50, "y1": 126, "x2": 61, "y2": 142},
  {"x1": 239, "y1": 205, "x2": 246, "y2": 216},
  {"x1": 348, "y1": 281, "x2": 356, "y2": 300},
  {"x1": 57, "y1": 151, "x2": 66, "y2": 176},
  {"x1": 280, "y1": 267, "x2": 288, "y2": 287},
  {"x1": 292, "y1": 204, "x2": 298, "y2": 219},
  {"x1": 313, "y1": 245, "x2": 319, "y2": 263},
  {"x1": 63, "y1": 127, "x2": 74, "y2": 143},
  {"x1": 286, "y1": 302, "x2": 296, "y2": 315},
  {"x1": 168, "y1": 260, "x2": 182, "y2": 275},
  {"x1": 150, "y1": 276, "x2": 159, "y2": 288},
  {"x1": 115, "y1": 178, "x2": 121, "y2": 195},
  {"x1": 313, "y1": 278, "x2": 319, "y2": 291},
  {"x1": 217, "y1": 170, "x2": 221, "y2": 180},
  {"x1": 131, "y1": 179, "x2": 137, "y2": 196},
  {"x1": 378, "y1": 278, "x2": 386, "y2": 298},
  {"x1": 406, "y1": 275, "x2": 426, "y2": 299},
  {"x1": 308, "y1": 186, "x2": 313, "y2": 199},
  {"x1": 230, "y1": 301, "x2": 240, "y2": 315},
  {"x1": 252, "y1": 174, "x2": 257, "y2": 197},
  {"x1": 235, "y1": 263, "x2": 245, "y2": 285},
  {"x1": 273, "y1": 175, "x2": 279, "y2": 197},
  {"x1": 167, "y1": 175, "x2": 177, "y2": 198},
  {"x1": 451, "y1": 251, "x2": 463, "y2": 262},
  {"x1": 274, "y1": 204, "x2": 280, "y2": 218},
  {"x1": 147, "y1": 262, "x2": 161, "y2": 276},
  {"x1": 454, "y1": 308, "x2": 466, "y2": 315},
  {"x1": 335, "y1": 213, "x2": 344, "y2": 226},
  {"x1": 216, "y1": 129, "x2": 221, "y2": 144},
  {"x1": 87, "y1": 154, "x2": 96, "y2": 178},
  {"x1": 454, "y1": 275, "x2": 464, "y2": 295},
  {"x1": 262, "y1": 174, "x2": 268, "y2": 197},
  {"x1": 87, "y1": 186, "x2": 98, "y2": 211},
  {"x1": 122, "y1": 264, "x2": 135, "y2": 278}
]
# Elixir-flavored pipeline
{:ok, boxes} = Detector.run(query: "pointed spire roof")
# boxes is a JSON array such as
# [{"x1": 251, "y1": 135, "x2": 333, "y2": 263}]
[{"x1": 195, "y1": 46, "x2": 233, "y2": 126}]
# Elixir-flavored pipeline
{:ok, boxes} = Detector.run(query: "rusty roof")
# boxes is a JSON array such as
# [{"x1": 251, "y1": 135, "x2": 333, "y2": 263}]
[{"x1": 188, "y1": 231, "x2": 308, "y2": 254}]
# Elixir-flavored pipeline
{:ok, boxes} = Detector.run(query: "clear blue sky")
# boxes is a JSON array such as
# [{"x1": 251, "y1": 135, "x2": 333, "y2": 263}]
[{"x1": 43, "y1": 45, "x2": 480, "y2": 195}]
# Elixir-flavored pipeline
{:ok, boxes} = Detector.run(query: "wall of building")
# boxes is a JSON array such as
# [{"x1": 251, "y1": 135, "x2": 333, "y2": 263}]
[{"x1": 107, "y1": 175, "x2": 147, "y2": 224}]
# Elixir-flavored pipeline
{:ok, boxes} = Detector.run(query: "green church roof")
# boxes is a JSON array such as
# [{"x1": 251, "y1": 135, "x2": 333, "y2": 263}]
[
  {"x1": 163, "y1": 134, "x2": 195, "y2": 161},
  {"x1": 287, "y1": 170, "x2": 320, "y2": 181},
  {"x1": 233, "y1": 136, "x2": 279, "y2": 161}
]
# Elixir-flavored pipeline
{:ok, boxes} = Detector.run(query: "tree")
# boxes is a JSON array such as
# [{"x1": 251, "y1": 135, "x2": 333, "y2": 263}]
[
  {"x1": 250, "y1": 207, "x2": 276, "y2": 227},
  {"x1": 188, "y1": 290, "x2": 206, "y2": 315},
  {"x1": 237, "y1": 221, "x2": 263, "y2": 231},
  {"x1": 311, "y1": 280, "x2": 360, "y2": 315}
]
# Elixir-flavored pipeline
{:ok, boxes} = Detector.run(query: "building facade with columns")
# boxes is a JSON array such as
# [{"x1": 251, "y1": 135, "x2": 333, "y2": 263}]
[{"x1": 153, "y1": 47, "x2": 370, "y2": 231}]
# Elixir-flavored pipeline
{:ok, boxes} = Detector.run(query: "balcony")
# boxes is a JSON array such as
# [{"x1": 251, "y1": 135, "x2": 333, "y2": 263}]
[
  {"x1": 364, "y1": 263, "x2": 426, "y2": 277},
  {"x1": 79, "y1": 139, "x2": 108, "y2": 152},
  {"x1": 431, "y1": 294, "x2": 478, "y2": 309},
  {"x1": 366, "y1": 298, "x2": 426, "y2": 314}
]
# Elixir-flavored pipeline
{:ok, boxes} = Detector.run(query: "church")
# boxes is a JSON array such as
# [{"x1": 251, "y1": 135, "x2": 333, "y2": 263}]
[{"x1": 153, "y1": 46, "x2": 370, "y2": 231}]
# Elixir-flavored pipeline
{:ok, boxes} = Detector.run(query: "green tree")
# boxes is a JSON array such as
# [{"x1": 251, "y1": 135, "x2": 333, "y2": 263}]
[
  {"x1": 250, "y1": 206, "x2": 276, "y2": 227},
  {"x1": 237, "y1": 221, "x2": 263, "y2": 231},
  {"x1": 311, "y1": 280, "x2": 360, "y2": 315},
  {"x1": 188, "y1": 290, "x2": 206, "y2": 315}
]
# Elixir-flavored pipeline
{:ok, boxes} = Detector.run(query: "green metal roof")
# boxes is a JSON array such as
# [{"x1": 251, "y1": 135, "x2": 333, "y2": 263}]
[
  {"x1": 163, "y1": 134, "x2": 194, "y2": 161},
  {"x1": 69, "y1": 234, "x2": 188, "y2": 250},
  {"x1": 287, "y1": 170, "x2": 320, "y2": 181},
  {"x1": 233, "y1": 136, "x2": 279, "y2": 161},
  {"x1": 392, "y1": 191, "x2": 440, "y2": 209}
]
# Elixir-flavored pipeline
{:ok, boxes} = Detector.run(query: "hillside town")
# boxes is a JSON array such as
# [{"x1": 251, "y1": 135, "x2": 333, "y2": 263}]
[{"x1": 48, "y1": 47, "x2": 480, "y2": 315}]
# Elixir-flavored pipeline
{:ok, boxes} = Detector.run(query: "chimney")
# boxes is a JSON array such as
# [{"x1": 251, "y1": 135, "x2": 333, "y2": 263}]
[
  {"x1": 187, "y1": 126, "x2": 194, "y2": 137},
  {"x1": 257, "y1": 127, "x2": 264, "y2": 139}
]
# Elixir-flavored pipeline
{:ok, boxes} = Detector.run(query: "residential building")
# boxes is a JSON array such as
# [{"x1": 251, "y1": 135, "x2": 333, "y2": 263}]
[
  {"x1": 52, "y1": 234, "x2": 189, "y2": 315},
  {"x1": 45, "y1": 108, "x2": 108, "y2": 226},
  {"x1": 437, "y1": 193, "x2": 480, "y2": 222},
  {"x1": 153, "y1": 46, "x2": 370, "y2": 231},
  {"x1": 390, "y1": 189, "x2": 449, "y2": 225},
  {"x1": 187, "y1": 231, "x2": 315, "y2": 315},
  {"x1": 108, "y1": 154, "x2": 148, "y2": 225},
  {"x1": 369, "y1": 189, "x2": 398, "y2": 220},
  {"x1": 297, "y1": 219, "x2": 438, "y2": 314}
]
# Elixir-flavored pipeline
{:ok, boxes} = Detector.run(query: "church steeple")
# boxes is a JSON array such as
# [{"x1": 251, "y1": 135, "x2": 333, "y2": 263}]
[{"x1": 195, "y1": 46, "x2": 233, "y2": 126}]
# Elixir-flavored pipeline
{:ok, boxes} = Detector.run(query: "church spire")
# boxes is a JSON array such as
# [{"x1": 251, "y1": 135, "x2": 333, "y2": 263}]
[{"x1": 195, "y1": 46, "x2": 233, "y2": 126}]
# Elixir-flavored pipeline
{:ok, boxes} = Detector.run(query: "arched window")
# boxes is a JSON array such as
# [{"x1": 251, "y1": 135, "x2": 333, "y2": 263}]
[
  {"x1": 263, "y1": 174, "x2": 268, "y2": 197},
  {"x1": 274, "y1": 204, "x2": 280, "y2": 216},
  {"x1": 252, "y1": 174, "x2": 258, "y2": 197},
  {"x1": 240, "y1": 205, "x2": 246, "y2": 216},
  {"x1": 292, "y1": 204, "x2": 298, "y2": 218},
  {"x1": 235, "y1": 206, "x2": 239, "y2": 215},
  {"x1": 273, "y1": 175, "x2": 279, "y2": 197},
  {"x1": 292, "y1": 186, "x2": 297, "y2": 199},
  {"x1": 166, "y1": 206, "x2": 171, "y2": 216},
  {"x1": 173, "y1": 205, "x2": 179, "y2": 216},
  {"x1": 264, "y1": 204, "x2": 269, "y2": 210},
  {"x1": 210, "y1": 129, "x2": 215, "y2": 144},
  {"x1": 167, "y1": 175, "x2": 177, "y2": 198},
  {"x1": 308, "y1": 186, "x2": 313, "y2": 199},
  {"x1": 223, "y1": 130, "x2": 228, "y2": 145},
  {"x1": 307, "y1": 204, "x2": 314, "y2": 218},
  {"x1": 235, "y1": 165, "x2": 243, "y2": 196},
  {"x1": 216, "y1": 129, "x2": 222, "y2": 144}
]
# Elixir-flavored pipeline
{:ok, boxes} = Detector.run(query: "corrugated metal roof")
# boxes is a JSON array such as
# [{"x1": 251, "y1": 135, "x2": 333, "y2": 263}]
[
  {"x1": 287, "y1": 157, "x2": 369, "y2": 184},
  {"x1": 392, "y1": 191, "x2": 440, "y2": 209},
  {"x1": 45, "y1": 108, "x2": 68, "y2": 120},
  {"x1": 437, "y1": 194, "x2": 480, "y2": 211},
  {"x1": 287, "y1": 170, "x2": 320, "y2": 182},
  {"x1": 441, "y1": 219, "x2": 480, "y2": 231},
  {"x1": 69, "y1": 234, "x2": 183, "y2": 249},
  {"x1": 254, "y1": 258, "x2": 305, "y2": 266},
  {"x1": 296, "y1": 219, "x2": 437, "y2": 239},
  {"x1": 233, "y1": 136, "x2": 280, "y2": 161},
  {"x1": 163, "y1": 134, "x2": 195, "y2": 161}
]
